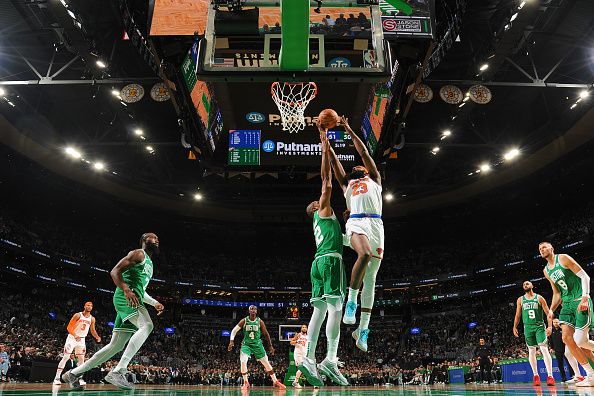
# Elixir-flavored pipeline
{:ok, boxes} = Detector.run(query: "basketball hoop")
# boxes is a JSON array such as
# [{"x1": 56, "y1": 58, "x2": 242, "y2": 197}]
[{"x1": 271, "y1": 82, "x2": 317, "y2": 133}]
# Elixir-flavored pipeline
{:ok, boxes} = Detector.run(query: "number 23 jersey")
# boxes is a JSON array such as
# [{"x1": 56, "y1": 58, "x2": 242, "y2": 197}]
[{"x1": 344, "y1": 176, "x2": 382, "y2": 215}]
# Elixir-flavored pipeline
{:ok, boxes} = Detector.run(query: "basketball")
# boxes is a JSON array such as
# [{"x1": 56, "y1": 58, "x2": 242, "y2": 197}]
[{"x1": 318, "y1": 108, "x2": 340, "y2": 129}]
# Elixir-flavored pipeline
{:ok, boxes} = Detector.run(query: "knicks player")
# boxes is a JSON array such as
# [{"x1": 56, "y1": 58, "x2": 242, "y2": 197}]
[
  {"x1": 327, "y1": 115, "x2": 384, "y2": 352},
  {"x1": 54, "y1": 302, "x2": 101, "y2": 385},
  {"x1": 290, "y1": 325, "x2": 308, "y2": 388}
]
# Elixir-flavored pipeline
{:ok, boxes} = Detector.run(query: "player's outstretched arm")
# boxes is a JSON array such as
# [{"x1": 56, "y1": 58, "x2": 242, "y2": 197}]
[
  {"x1": 544, "y1": 269, "x2": 561, "y2": 316},
  {"x1": 67, "y1": 313, "x2": 81, "y2": 340},
  {"x1": 318, "y1": 130, "x2": 333, "y2": 218},
  {"x1": 317, "y1": 120, "x2": 347, "y2": 189},
  {"x1": 111, "y1": 249, "x2": 145, "y2": 308},
  {"x1": 228, "y1": 319, "x2": 245, "y2": 351},
  {"x1": 260, "y1": 320, "x2": 274, "y2": 356},
  {"x1": 90, "y1": 317, "x2": 101, "y2": 343},
  {"x1": 539, "y1": 295, "x2": 553, "y2": 335},
  {"x1": 512, "y1": 297, "x2": 521, "y2": 337},
  {"x1": 560, "y1": 254, "x2": 590, "y2": 311},
  {"x1": 341, "y1": 116, "x2": 381, "y2": 185}
]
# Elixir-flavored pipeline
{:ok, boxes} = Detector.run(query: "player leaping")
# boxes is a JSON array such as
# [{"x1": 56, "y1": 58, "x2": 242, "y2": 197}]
[
  {"x1": 541, "y1": 241, "x2": 594, "y2": 386},
  {"x1": 54, "y1": 302, "x2": 101, "y2": 385},
  {"x1": 512, "y1": 281, "x2": 555, "y2": 386},
  {"x1": 62, "y1": 233, "x2": 164, "y2": 390},
  {"x1": 328, "y1": 116, "x2": 384, "y2": 352},
  {"x1": 227, "y1": 305, "x2": 286, "y2": 390}
]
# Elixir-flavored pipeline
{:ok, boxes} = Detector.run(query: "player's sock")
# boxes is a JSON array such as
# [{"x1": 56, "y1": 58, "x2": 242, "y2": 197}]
[
  {"x1": 528, "y1": 347, "x2": 538, "y2": 376},
  {"x1": 326, "y1": 297, "x2": 342, "y2": 362},
  {"x1": 242, "y1": 372, "x2": 248, "y2": 383},
  {"x1": 306, "y1": 301, "x2": 328, "y2": 360},
  {"x1": 269, "y1": 372, "x2": 278, "y2": 382},
  {"x1": 359, "y1": 312, "x2": 371, "y2": 330},
  {"x1": 347, "y1": 288, "x2": 359, "y2": 304},
  {"x1": 113, "y1": 308, "x2": 154, "y2": 373},
  {"x1": 539, "y1": 345, "x2": 553, "y2": 376},
  {"x1": 55, "y1": 354, "x2": 71, "y2": 379},
  {"x1": 71, "y1": 331, "x2": 131, "y2": 376},
  {"x1": 566, "y1": 347, "x2": 581, "y2": 377}
]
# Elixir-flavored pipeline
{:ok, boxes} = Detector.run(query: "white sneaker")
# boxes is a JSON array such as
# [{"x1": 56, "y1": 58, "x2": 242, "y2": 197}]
[
  {"x1": 576, "y1": 374, "x2": 594, "y2": 387},
  {"x1": 292, "y1": 381, "x2": 302, "y2": 388},
  {"x1": 53, "y1": 378, "x2": 61, "y2": 385},
  {"x1": 79, "y1": 379, "x2": 86, "y2": 386}
]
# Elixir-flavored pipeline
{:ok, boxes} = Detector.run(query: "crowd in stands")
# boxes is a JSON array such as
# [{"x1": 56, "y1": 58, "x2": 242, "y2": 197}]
[{"x1": 261, "y1": 12, "x2": 372, "y2": 38}]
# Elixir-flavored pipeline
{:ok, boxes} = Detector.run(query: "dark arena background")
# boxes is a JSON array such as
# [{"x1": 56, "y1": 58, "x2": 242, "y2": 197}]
[{"x1": 1, "y1": 0, "x2": 594, "y2": 395}]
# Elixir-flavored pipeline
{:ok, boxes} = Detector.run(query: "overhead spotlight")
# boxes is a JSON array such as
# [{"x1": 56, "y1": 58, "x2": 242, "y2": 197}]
[
  {"x1": 111, "y1": 89, "x2": 120, "y2": 96},
  {"x1": 93, "y1": 162, "x2": 105, "y2": 171},
  {"x1": 441, "y1": 130, "x2": 451, "y2": 140},
  {"x1": 96, "y1": 60, "x2": 107, "y2": 68},
  {"x1": 458, "y1": 102, "x2": 466, "y2": 108},
  {"x1": 0, "y1": 87, "x2": 5, "y2": 96},
  {"x1": 479, "y1": 163, "x2": 491, "y2": 172},
  {"x1": 134, "y1": 128, "x2": 144, "y2": 136},
  {"x1": 579, "y1": 90, "x2": 590, "y2": 99},
  {"x1": 194, "y1": 193, "x2": 203, "y2": 201},
  {"x1": 146, "y1": 146, "x2": 155, "y2": 153},
  {"x1": 431, "y1": 146, "x2": 440, "y2": 155},
  {"x1": 503, "y1": 148, "x2": 520, "y2": 161},
  {"x1": 385, "y1": 193, "x2": 394, "y2": 202},
  {"x1": 479, "y1": 63, "x2": 489, "y2": 71},
  {"x1": 504, "y1": 24, "x2": 510, "y2": 31},
  {"x1": 510, "y1": 13, "x2": 518, "y2": 22},
  {"x1": 518, "y1": 1, "x2": 526, "y2": 9},
  {"x1": 64, "y1": 147, "x2": 82, "y2": 159},
  {"x1": 570, "y1": 103, "x2": 577, "y2": 110},
  {"x1": 468, "y1": 172, "x2": 474, "y2": 176}
]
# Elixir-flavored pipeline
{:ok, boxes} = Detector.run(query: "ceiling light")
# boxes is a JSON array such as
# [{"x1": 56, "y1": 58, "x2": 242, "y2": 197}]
[
  {"x1": 510, "y1": 13, "x2": 518, "y2": 22},
  {"x1": 518, "y1": 1, "x2": 526, "y2": 9},
  {"x1": 476, "y1": 169, "x2": 481, "y2": 174},
  {"x1": 458, "y1": 102, "x2": 466, "y2": 108},
  {"x1": 385, "y1": 193, "x2": 394, "y2": 202},
  {"x1": 0, "y1": 88, "x2": 5, "y2": 96},
  {"x1": 140, "y1": 135, "x2": 146, "y2": 140},
  {"x1": 468, "y1": 172, "x2": 474, "y2": 176},
  {"x1": 120, "y1": 101, "x2": 127, "y2": 107},
  {"x1": 463, "y1": 96, "x2": 470, "y2": 102},
  {"x1": 570, "y1": 103, "x2": 577, "y2": 110},
  {"x1": 579, "y1": 90, "x2": 590, "y2": 99},
  {"x1": 479, "y1": 163, "x2": 491, "y2": 172},
  {"x1": 96, "y1": 60, "x2": 107, "y2": 68},
  {"x1": 111, "y1": 89, "x2": 120, "y2": 96},
  {"x1": 194, "y1": 193, "x2": 203, "y2": 201},
  {"x1": 503, "y1": 148, "x2": 520, "y2": 161},
  {"x1": 442, "y1": 130, "x2": 451, "y2": 137},
  {"x1": 64, "y1": 147, "x2": 82, "y2": 159},
  {"x1": 134, "y1": 128, "x2": 144, "y2": 136},
  {"x1": 146, "y1": 146, "x2": 154, "y2": 152},
  {"x1": 93, "y1": 162, "x2": 105, "y2": 171},
  {"x1": 479, "y1": 63, "x2": 489, "y2": 71},
  {"x1": 431, "y1": 146, "x2": 440, "y2": 153}
]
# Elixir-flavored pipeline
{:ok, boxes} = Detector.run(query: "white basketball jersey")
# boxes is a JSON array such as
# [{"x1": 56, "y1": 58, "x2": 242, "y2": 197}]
[
  {"x1": 73, "y1": 313, "x2": 92, "y2": 338},
  {"x1": 294, "y1": 333, "x2": 308, "y2": 352},
  {"x1": 344, "y1": 177, "x2": 382, "y2": 215}
]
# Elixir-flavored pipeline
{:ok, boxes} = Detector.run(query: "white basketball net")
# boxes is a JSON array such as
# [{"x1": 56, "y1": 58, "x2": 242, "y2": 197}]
[{"x1": 271, "y1": 82, "x2": 317, "y2": 133}]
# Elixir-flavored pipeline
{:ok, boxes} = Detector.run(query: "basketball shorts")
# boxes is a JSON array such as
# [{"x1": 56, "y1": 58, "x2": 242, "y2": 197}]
[
  {"x1": 241, "y1": 342, "x2": 267, "y2": 360},
  {"x1": 113, "y1": 291, "x2": 144, "y2": 333},
  {"x1": 310, "y1": 255, "x2": 346, "y2": 303},
  {"x1": 294, "y1": 348, "x2": 305, "y2": 366},
  {"x1": 559, "y1": 297, "x2": 593, "y2": 330},
  {"x1": 524, "y1": 325, "x2": 547, "y2": 347},
  {"x1": 345, "y1": 218, "x2": 384, "y2": 259},
  {"x1": 63, "y1": 334, "x2": 86, "y2": 355}
]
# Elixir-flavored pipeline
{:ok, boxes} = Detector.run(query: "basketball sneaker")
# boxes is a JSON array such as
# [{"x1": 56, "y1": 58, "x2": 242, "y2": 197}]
[
  {"x1": 533, "y1": 375, "x2": 541, "y2": 386},
  {"x1": 352, "y1": 328, "x2": 370, "y2": 352},
  {"x1": 566, "y1": 375, "x2": 585, "y2": 384},
  {"x1": 241, "y1": 381, "x2": 250, "y2": 390},
  {"x1": 273, "y1": 380, "x2": 287, "y2": 389},
  {"x1": 317, "y1": 358, "x2": 349, "y2": 386},
  {"x1": 105, "y1": 371, "x2": 134, "y2": 390},
  {"x1": 292, "y1": 381, "x2": 302, "y2": 388},
  {"x1": 52, "y1": 378, "x2": 61, "y2": 386},
  {"x1": 343, "y1": 301, "x2": 357, "y2": 325},
  {"x1": 61, "y1": 370, "x2": 83, "y2": 391},
  {"x1": 79, "y1": 378, "x2": 87, "y2": 386},
  {"x1": 546, "y1": 376, "x2": 555, "y2": 386},
  {"x1": 298, "y1": 357, "x2": 323, "y2": 387},
  {"x1": 576, "y1": 374, "x2": 594, "y2": 387}
]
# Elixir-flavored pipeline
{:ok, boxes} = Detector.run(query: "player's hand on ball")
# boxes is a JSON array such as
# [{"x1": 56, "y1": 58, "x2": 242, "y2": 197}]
[
  {"x1": 512, "y1": 327, "x2": 518, "y2": 337},
  {"x1": 155, "y1": 302, "x2": 165, "y2": 316},
  {"x1": 227, "y1": 341, "x2": 234, "y2": 351},
  {"x1": 340, "y1": 116, "x2": 352, "y2": 133},
  {"x1": 546, "y1": 326, "x2": 552, "y2": 337},
  {"x1": 124, "y1": 288, "x2": 139, "y2": 308}
]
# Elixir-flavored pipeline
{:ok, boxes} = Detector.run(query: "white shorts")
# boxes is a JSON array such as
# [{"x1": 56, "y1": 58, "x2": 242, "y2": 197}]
[
  {"x1": 294, "y1": 350, "x2": 305, "y2": 366},
  {"x1": 345, "y1": 218, "x2": 384, "y2": 259},
  {"x1": 63, "y1": 334, "x2": 86, "y2": 355}
]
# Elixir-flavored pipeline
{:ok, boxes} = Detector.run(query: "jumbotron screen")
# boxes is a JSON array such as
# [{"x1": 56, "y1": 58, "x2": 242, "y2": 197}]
[{"x1": 228, "y1": 129, "x2": 357, "y2": 167}]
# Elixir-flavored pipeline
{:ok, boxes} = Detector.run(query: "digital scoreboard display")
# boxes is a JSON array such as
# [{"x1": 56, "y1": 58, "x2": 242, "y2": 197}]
[{"x1": 228, "y1": 130, "x2": 357, "y2": 167}]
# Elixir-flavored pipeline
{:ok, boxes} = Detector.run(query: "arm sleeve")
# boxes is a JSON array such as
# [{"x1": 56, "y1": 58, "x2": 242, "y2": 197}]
[
  {"x1": 230, "y1": 325, "x2": 242, "y2": 341},
  {"x1": 576, "y1": 270, "x2": 590, "y2": 296},
  {"x1": 143, "y1": 292, "x2": 158, "y2": 307}
]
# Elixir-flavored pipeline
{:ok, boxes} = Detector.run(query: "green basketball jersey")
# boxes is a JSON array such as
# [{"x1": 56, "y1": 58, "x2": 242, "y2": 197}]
[
  {"x1": 545, "y1": 254, "x2": 582, "y2": 303},
  {"x1": 313, "y1": 211, "x2": 343, "y2": 259},
  {"x1": 115, "y1": 250, "x2": 153, "y2": 301},
  {"x1": 522, "y1": 294, "x2": 544, "y2": 327},
  {"x1": 242, "y1": 316, "x2": 261, "y2": 344}
]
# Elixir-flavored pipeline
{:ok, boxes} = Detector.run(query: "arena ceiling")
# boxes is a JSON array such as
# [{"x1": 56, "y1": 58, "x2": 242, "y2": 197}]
[{"x1": 1, "y1": 0, "x2": 593, "y2": 221}]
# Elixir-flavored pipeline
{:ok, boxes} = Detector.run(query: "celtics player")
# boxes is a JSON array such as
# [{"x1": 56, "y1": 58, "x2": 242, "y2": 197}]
[
  {"x1": 227, "y1": 305, "x2": 286, "y2": 390},
  {"x1": 328, "y1": 116, "x2": 384, "y2": 352},
  {"x1": 513, "y1": 281, "x2": 555, "y2": 386},
  {"x1": 63, "y1": 233, "x2": 164, "y2": 390},
  {"x1": 299, "y1": 128, "x2": 349, "y2": 387},
  {"x1": 541, "y1": 241, "x2": 594, "y2": 386}
]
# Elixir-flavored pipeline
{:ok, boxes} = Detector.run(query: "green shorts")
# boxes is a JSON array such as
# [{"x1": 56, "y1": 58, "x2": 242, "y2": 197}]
[
  {"x1": 241, "y1": 342, "x2": 267, "y2": 360},
  {"x1": 310, "y1": 254, "x2": 346, "y2": 303},
  {"x1": 113, "y1": 290, "x2": 143, "y2": 333},
  {"x1": 524, "y1": 326, "x2": 547, "y2": 347},
  {"x1": 559, "y1": 297, "x2": 593, "y2": 330}
]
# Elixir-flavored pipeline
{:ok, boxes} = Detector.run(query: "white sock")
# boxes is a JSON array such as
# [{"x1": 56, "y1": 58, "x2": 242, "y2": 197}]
[
  {"x1": 359, "y1": 312, "x2": 371, "y2": 331},
  {"x1": 71, "y1": 332, "x2": 131, "y2": 376},
  {"x1": 326, "y1": 297, "x2": 342, "y2": 362},
  {"x1": 347, "y1": 288, "x2": 359, "y2": 304},
  {"x1": 539, "y1": 345, "x2": 553, "y2": 376},
  {"x1": 528, "y1": 347, "x2": 538, "y2": 376},
  {"x1": 306, "y1": 301, "x2": 328, "y2": 360},
  {"x1": 55, "y1": 354, "x2": 71, "y2": 379},
  {"x1": 113, "y1": 307, "x2": 154, "y2": 373},
  {"x1": 565, "y1": 347, "x2": 581, "y2": 377}
]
